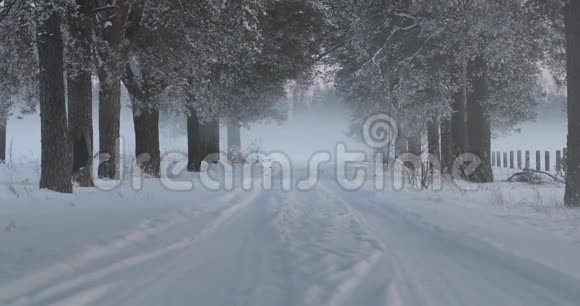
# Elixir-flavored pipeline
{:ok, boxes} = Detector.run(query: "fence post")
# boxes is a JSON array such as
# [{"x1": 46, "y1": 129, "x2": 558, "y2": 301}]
[
  {"x1": 517, "y1": 150, "x2": 522, "y2": 169},
  {"x1": 503, "y1": 152, "x2": 508, "y2": 168},
  {"x1": 536, "y1": 151, "x2": 541, "y2": 171},
  {"x1": 545, "y1": 151, "x2": 550, "y2": 172},
  {"x1": 525, "y1": 151, "x2": 530, "y2": 169},
  {"x1": 492, "y1": 152, "x2": 496, "y2": 167},
  {"x1": 510, "y1": 151, "x2": 514, "y2": 169},
  {"x1": 556, "y1": 150, "x2": 562, "y2": 172}
]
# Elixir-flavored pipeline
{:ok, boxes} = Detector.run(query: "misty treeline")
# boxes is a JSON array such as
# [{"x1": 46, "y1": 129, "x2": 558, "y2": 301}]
[
  {"x1": 0, "y1": 0, "x2": 326, "y2": 192},
  {"x1": 0, "y1": 0, "x2": 579, "y2": 207}
]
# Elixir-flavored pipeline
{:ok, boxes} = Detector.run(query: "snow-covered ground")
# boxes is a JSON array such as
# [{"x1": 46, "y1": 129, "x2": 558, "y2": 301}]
[
  {"x1": 1, "y1": 160, "x2": 580, "y2": 306},
  {"x1": 2, "y1": 102, "x2": 580, "y2": 305}
]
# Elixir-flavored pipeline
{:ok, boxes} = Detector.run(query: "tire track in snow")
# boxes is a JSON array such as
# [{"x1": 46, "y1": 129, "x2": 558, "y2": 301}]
[
  {"x1": 323, "y1": 186, "x2": 498, "y2": 306},
  {"x1": 314, "y1": 184, "x2": 390, "y2": 306},
  {"x1": 327, "y1": 251, "x2": 383, "y2": 306},
  {"x1": 322, "y1": 185, "x2": 580, "y2": 306},
  {"x1": 318, "y1": 184, "x2": 434, "y2": 306},
  {"x1": 2, "y1": 190, "x2": 260, "y2": 306},
  {"x1": 273, "y1": 186, "x2": 387, "y2": 306},
  {"x1": 93, "y1": 190, "x2": 288, "y2": 306},
  {"x1": 46, "y1": 282, "x2": 121, "y2": 306}
]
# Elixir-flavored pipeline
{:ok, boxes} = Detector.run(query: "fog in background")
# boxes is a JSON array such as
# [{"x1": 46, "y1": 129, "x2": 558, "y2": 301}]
[{"x1": 4, "y1": 89, "x2": 567, "y2": 165}]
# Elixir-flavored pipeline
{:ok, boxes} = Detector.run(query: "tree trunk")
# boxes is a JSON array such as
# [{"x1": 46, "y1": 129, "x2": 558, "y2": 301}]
[
  {"x1": 461, "y1": 62, "x2": 469, "y2": 149},
  {"x1": 403, "y1": 134, "x2": 422, "y2": 174},
  {"x1": 408, "y1": 135, "x2": 422, "y2": 157},
  {"x1": 227, "y1": 119, "x2": 242, "y2": 162},
  {"x1": 132, "y1": 104, "x2": 161, "y2": 177},
  {"x1": 200, "y1": 119, "x2": 220, "y2": 164},
  {"x1": 36, "y1": 6, "x2": 72, "y2": 193},
  {"x1": 68, "y1": 75, "x2": 94, "y2": 186},
  {"x1": 427, "y1": 117, "x2": 440, "y2": 159},
  {"x1": 95, "y1": 0, "x2": 129, "y2": 180},
  {"x1": 123, "y1": 64, "x2": 164, "y2": 178},
  {"x1": 0, "y1": 114, "x2": 6, "y2": 163},
  {"x1": 227, "y1": 120, "x2": 242, "y2": 151},
  {"x1": 440, "y1": 118, "x2": 453, "y2": 173},
  {"x1": 394, "y1": 139, "x2": 407, "y2": 158},
  {"x1": 67, "y1": 0, "x2": 94, "y2": 187},
  {"x1": 565, "y1": 1, "x2": 580, "y2": 207},
  {"x1": 97, "y1": 80, "x2": 121, "y2": 179},
  {"x1": 466, "y1": 57, "x2": 493, "y2": 183},
  {"x1": 451, "y1": 91, "x2": 467, "y2": 157},
  {"x1": 187, "y1": 108, "x2": 202, "y2": 172}
]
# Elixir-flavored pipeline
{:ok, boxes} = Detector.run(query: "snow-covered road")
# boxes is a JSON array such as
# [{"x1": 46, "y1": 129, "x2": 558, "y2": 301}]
[
  {"x1": 2, "y1": 179, "x2": 580, "y2": 306},
  {"x1": 325, "y1": 187, "x2": 580, "y2": 306}
]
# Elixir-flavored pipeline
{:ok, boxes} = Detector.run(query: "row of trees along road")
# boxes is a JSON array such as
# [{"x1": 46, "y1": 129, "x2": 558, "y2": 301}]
[
  {"x1": 319, "y1": 0, "x2": 579, "y2": 207},
  {"x1": 0, "y1": 0, "x2": 328, "y2": 192},
  {"x1": 0, "y1": 0, "x2": 580, "y2": 208}
]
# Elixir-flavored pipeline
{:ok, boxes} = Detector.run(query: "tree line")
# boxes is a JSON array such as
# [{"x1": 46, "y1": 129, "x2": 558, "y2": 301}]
[
  {"x1": 0, "y1": 0, "x2": 327, "y2": 192},
  {"x1": 1, "y1": 0, "x2": 580, "y2": 208},
  {"x1": 322, "y1": 0, "x2": 579, "y2": 207}
]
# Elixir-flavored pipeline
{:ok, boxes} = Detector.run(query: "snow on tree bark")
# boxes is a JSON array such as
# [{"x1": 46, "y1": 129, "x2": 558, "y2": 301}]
[{"x1": 35, "y1": 3, "x2": 72, "y2": 193}]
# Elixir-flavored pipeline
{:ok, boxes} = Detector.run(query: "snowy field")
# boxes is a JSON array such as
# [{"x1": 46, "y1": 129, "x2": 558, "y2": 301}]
[{"x1": 1, "y1": 105, "x2": 580, "y2": 306}]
